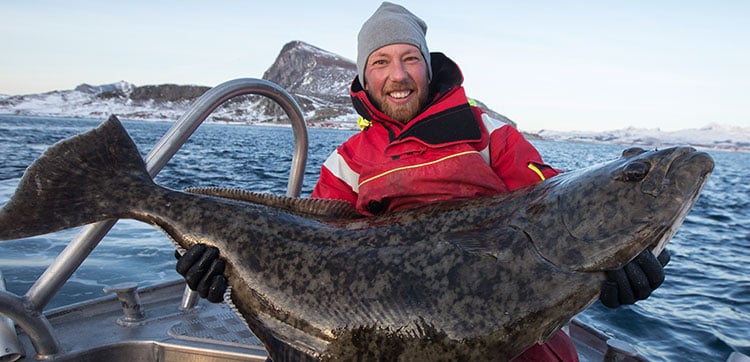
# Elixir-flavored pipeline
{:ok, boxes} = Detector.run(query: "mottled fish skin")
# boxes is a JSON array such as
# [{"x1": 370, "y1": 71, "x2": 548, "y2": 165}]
[{"x1": 0, "y1": 116, "x2": 714, "y2": 361}]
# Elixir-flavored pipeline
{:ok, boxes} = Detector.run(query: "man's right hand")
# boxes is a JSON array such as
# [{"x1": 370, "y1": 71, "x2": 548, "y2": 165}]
[
  {"x1": 599, "y1": 248, "x2": 670, "y2": 308},
  {"x1": 175, "y1": 244, "x2": 228, "y2": 303}
]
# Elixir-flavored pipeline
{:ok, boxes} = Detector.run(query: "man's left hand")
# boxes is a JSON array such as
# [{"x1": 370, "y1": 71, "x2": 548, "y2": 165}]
[
  {"x1": 599, "y1": 248, "x2": 671, "y2": 308},
  {"x1": 175, "y1": 244, "x2": 228, "y2": 303}
]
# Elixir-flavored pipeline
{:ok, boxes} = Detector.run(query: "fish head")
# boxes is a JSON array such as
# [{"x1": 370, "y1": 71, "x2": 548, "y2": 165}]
[{"x1": 522, "y1": 146, "x2": 714, "y2": 272}]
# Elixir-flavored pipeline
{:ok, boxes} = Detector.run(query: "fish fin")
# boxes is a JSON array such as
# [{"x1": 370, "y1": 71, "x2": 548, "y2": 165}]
[
  {"x1": 185, "y1": 187, "x2": 363, "y2": 221},
  {"x1": 0, "y1": 115, "x2": 152, "y2": 240},
  {"x1": 448, "y1": 233, "x2": 501, "y2": 259},
  {"x1": 447, "y1": 227, "x2": 526, "y2": 260}
]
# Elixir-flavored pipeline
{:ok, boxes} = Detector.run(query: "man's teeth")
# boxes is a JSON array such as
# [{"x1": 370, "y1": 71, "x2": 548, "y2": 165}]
[{"x1": 390, "y1": 90, "x2": 411, "y2": 99}]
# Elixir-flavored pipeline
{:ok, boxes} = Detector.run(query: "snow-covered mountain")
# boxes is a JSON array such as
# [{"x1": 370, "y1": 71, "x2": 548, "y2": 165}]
[
  {"x1": 0, "y1": 41, "x2": 363, "y2": 129},
  {"x1": 1, "y1": 40, "x2": 747, "y2": 151},
  {"x1": 537, "y1": 125, "x2": 750, "y2": 152},
  {"x1": 0, "y1": 81, "x2": 215, "y2": 124}
]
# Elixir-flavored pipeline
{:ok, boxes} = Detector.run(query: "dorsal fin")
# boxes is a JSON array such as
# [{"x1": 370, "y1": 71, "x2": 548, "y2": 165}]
[{"x1": 185, "y1": 186, "x2": 363, "y2": 221}]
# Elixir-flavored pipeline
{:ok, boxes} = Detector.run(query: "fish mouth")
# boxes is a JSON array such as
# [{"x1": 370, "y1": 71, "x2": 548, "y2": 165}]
[
  {"x1": 667, "y1": 148, "x2": 714, "y2": 180},
  {"x1": 646, "y1": 149, "x2": 714, "y2": 254}
]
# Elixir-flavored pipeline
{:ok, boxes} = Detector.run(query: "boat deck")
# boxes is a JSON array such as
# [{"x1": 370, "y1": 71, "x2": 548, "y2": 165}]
[{"x1": 15, "y1": 280, "x2": 267, "y2": 361}]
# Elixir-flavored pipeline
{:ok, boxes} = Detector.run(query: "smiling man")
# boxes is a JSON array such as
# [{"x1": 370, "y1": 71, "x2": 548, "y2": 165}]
[{"x1": 311, "y1": 2, "x2": 560, "y2": 216}]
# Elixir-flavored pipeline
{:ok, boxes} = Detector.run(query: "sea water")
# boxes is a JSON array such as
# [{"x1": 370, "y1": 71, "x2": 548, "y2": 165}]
[{"x1": 0, "y1": 115, "x2": 747, "y2": 361}]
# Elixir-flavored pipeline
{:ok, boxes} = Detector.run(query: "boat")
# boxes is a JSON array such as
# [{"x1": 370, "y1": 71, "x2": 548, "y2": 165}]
[{"x1": 0, "y1": 78, "x2": 731, "y2": 362}]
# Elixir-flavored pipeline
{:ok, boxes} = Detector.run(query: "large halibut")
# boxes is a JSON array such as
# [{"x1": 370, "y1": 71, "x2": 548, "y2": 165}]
[{"x1": 0, "y1": 116, "x2": 713, "y2": 361}]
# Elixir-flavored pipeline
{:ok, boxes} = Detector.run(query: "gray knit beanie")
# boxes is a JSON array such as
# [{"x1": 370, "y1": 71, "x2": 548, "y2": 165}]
[{"x1": 357, "y1": 2, "x2": 432, "y2": 85}]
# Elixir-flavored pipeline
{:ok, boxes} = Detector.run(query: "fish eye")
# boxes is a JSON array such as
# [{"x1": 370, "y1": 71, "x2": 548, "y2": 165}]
[{"x1": 621, "y1": 161, "x2": 650, "y2": 182}]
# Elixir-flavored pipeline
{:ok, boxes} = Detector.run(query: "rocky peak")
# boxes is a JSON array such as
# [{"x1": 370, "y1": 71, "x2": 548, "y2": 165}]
[
  {"x1": 252, "y1": 41, "x2": 358, "y2": 124},
  {"x1": 263, "y1": 41, "x2": 355, "y2": 101}
]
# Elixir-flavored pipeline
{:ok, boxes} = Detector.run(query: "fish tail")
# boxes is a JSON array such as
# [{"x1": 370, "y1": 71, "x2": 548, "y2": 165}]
[{"x1": 0, "y1": 115, "x2": 154, "y2": 240}]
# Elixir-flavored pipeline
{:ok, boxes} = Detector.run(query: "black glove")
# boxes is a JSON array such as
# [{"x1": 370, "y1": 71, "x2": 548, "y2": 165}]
[
  {"x1": 175, "y1": 244, "x2": 228, "y2": 303},
  {"x1": 599, "y1": 248, "x2": 671, "y2": 308}
]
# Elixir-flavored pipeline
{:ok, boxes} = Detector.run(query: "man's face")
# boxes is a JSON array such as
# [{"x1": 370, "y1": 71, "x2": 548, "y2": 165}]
[{"x1": 364, "y1": 43, "x2": 430, "y2": 124}]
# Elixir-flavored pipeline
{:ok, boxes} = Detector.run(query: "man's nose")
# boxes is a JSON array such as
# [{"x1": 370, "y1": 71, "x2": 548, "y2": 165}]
[{"x1": 388, "y1": 61, "x2": 409, "y2": 81}]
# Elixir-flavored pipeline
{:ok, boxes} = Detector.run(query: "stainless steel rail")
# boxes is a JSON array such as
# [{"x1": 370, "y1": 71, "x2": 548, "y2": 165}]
[
  {"x1": 0, "y1": 78, "x2": 308, "y2": 359},
  {"x1": 0, "y1": 271, "x2": 24, "y2": 361}
]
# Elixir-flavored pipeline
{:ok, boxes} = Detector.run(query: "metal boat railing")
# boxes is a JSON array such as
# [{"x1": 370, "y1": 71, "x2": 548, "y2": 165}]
[
  {"x1": 0, "y1": 78, "x2": 308, "y2": 359},
  {"x1": 0, "y1": 271, "x2": 24, "y2": 361}
]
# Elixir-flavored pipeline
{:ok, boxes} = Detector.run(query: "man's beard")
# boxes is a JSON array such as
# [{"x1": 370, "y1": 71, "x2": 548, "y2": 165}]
[{"x1": 369, "y1": 83, "x2": 429, "y2": 124}]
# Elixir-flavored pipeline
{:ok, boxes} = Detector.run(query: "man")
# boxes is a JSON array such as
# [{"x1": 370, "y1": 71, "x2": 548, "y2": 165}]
[
  {"x1": 178, "y1": 2, "x2": 670, "y2": 360},
  {"x1": 310, "y1": 2, "x2": 560, "y2": 216}
]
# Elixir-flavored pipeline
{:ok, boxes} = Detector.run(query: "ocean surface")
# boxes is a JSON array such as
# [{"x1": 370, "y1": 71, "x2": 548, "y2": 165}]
[{"x1": 0, "y1": 114, "x2": 747, "y2": 361}]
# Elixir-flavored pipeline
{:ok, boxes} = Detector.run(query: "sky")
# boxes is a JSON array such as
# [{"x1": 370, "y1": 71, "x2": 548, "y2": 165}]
[{"x1": 1, "y1": 1, "x2": 748, "y2": 132}]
